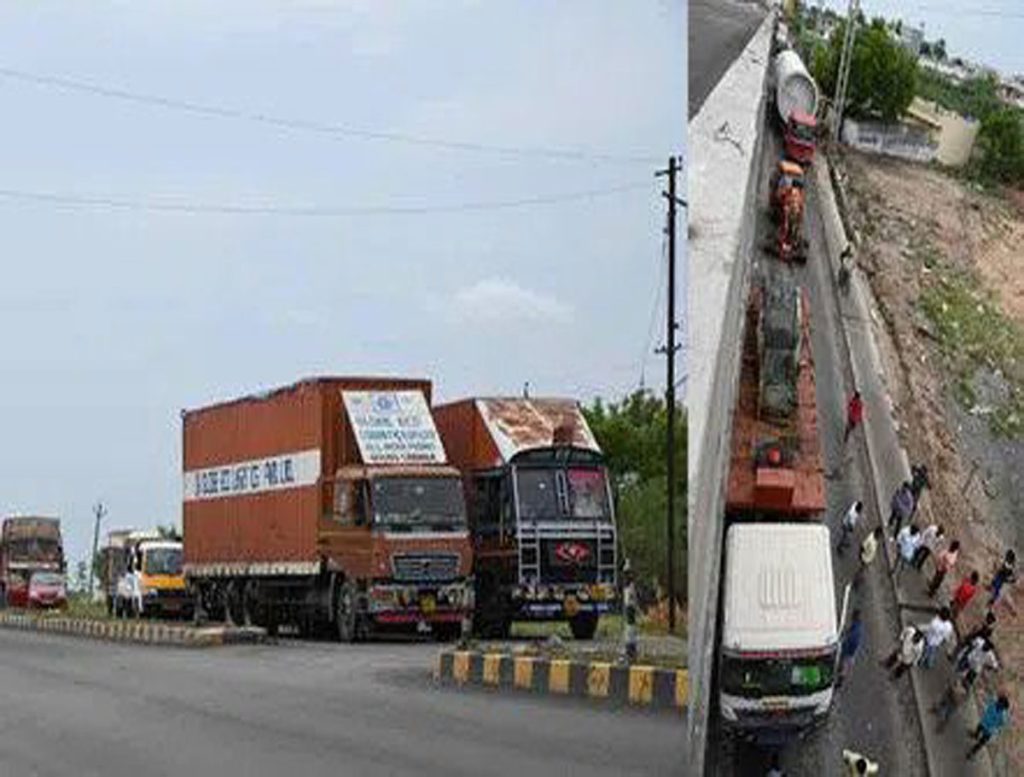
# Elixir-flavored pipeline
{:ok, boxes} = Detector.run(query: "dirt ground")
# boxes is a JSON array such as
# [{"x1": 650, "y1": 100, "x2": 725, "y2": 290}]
[{"x1": 840, "y1": 150, "x2": 1024, "y2": 773}]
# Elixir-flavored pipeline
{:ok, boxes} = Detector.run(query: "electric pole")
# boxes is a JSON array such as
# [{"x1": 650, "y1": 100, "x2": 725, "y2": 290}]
[
  {"x1": 89, "y1": 501, "x2": 106, "y2": 599},
  {"x1": 833, "y1": 0, "x2": 860, "y2": 143},
  {"x1": 656, "y1": 156, "x2": 684, "y2": 634}
]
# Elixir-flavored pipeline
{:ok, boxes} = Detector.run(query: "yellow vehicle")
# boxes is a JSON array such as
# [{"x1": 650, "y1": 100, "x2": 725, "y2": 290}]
[{"x1": 106, "y1": 531, "x2": 189, "y2": 619}]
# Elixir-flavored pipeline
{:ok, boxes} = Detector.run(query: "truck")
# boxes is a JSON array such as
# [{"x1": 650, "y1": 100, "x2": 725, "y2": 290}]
[
  {"x1": 768, "y1": 159, "x2": 808, "y2": 263},
  {"x1": 718, "y1": 277, "x2": 849, "y2": 742},
  {"x1": 0, "y1": 517, "x2": 65, "y2": 608},
  {"x1": 101, "y1": 530, "x2": 189, "y2": 619},
  {"x1": 772, "y1": 49, "x2": 819, "y2": 165},
  {"x1": 183, "y1": 377, "x2": 474, "y2": 641},
  {"x1": 433, "y1": 397, "x2": 617, "y2": 640}
]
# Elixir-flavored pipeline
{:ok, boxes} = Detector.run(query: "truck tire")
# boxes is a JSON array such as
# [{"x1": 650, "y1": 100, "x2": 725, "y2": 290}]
[
  {"x1": 335, "y1": 579, "x2": 359, "y2": 643},
  {"x1": 569, "y1": 613, "x2": 599, "y2": 640}
]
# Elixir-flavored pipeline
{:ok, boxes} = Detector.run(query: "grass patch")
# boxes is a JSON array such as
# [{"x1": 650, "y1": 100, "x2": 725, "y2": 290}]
[{"x1": 918, "y1": 265, "x2": 1024, "y2": 437}]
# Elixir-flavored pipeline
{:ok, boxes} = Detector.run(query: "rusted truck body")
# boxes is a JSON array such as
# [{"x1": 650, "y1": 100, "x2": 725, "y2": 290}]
[
  {"x1": 433, "y1": 398, "x2": 616, "y2": 640},
  {"x1": 0, "y1": 517, "x2": 65, "y2": 607},
  {"x1": 183, "y1": 377, "x2": 473, "y2": 641}
]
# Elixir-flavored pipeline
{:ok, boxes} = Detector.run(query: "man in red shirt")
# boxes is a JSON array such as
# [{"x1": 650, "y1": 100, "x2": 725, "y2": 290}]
[
  {"x1": 951, "y1": 571, "x2": 981, "y2": 618},
  {"x1": 844, "y1": 390, "x2": 864, "y2": 443}
]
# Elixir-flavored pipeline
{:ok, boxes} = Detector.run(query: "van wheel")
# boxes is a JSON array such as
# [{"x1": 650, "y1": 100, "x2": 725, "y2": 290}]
[
  {"x1": 335, "y1": 580, "x2": 359, "y2": 643},
  {"x1": 569, "y1": 613, "x2": 599, "y2": 640}
]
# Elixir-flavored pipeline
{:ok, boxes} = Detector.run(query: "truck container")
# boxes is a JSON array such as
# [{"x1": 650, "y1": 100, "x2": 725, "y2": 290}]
[
  {"x1": 101, "y1": 530, "x2": 189, "y2": 619},
  {"x1": 0, "y1": 517, "x2": 65, "y2": 607},
  {"x1": 718, "y1": 276, "x2": 848, "y2": 743},
  {"x1": 183, "y1": 376, "x2": 473, "y2": 641},
  {"x1": 772, "y1": 49, "x2": 819, "y2": 165},
  {"x1": 433, "y1": 397, "x2": 616, "y2": 640}
]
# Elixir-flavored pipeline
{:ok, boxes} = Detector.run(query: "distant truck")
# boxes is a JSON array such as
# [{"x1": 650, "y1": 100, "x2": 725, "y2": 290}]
[
  {"x1": 0, "y1": 517, "x2": 65, "y2": 608},
  {"x1": 101, "y1": 530, "x2": 189, "y2": 618},
  {"x1": 182, "y1": 377, "x2": 473, "y2": 641},
  {"x1": 718, "y1": 277, "x2": 849, "y2": 742},
  {"x1": 772, "y1": 49, "x2": 819, "y2": 165},
  {"x1": 433, "y1": 398, "x2": 617, "y2": 640}
]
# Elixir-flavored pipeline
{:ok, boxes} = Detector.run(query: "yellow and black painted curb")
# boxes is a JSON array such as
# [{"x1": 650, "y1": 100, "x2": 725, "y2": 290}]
[
  {"x1": 435, "y1": 650, "x2": 687, "y2": 712},
  {"x1": 0, "y1": 612, "x2": 266, "y2": 647}
]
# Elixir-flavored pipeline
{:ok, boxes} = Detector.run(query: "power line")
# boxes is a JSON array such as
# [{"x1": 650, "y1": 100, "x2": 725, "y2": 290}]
[
  {"x1": 638, "y1": 230, "x2": 667, "y2": 391},
  {"x1": 0, "y1": 181, "x2": 650, "y2": 217},
  {"x1": 0, "y1": 65, "x2": 663, "y2": 165}
]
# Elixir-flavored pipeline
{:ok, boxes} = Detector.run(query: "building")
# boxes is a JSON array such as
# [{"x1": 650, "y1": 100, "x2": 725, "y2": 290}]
[{"x1": 904, "y1": 97, "x2": 980, "y2": 167}]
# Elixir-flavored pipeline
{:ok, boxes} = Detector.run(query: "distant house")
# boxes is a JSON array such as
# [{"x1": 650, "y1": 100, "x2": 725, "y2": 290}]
[
  {"x1": 998, "y1": 77, "x2": 1024, "y2": 110},
  {"x1": 904, "y1": 97, "x2": 980, "y2": 167},
  {"x1": 898, "y1": 24, "x2": 925, "y2": 57}
]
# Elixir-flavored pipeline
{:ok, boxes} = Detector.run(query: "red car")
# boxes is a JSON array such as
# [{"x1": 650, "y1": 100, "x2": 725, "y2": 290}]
[{"x1": 25, "y1": 571, "x2": 67, "y2": 609}]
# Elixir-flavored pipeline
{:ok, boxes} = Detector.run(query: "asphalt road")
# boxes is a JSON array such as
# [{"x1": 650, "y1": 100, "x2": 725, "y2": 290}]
[
  {"x1": 688, "y1": 0, "x2": 765, "y2": 118},
  {"x1": 0, "y1": 629, "x2": 684, "y2": 777},
  {"x1": 706, "y1": 132, "x2": 928, "y2": 775}
]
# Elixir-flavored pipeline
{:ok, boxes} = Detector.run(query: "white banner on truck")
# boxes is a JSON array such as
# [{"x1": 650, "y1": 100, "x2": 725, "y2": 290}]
[
  {"x1": 343, "y1": 390, "x2": 447, "y2": 465},
  {"x1": 183, "y1": 449, "x2": 321, "y2": 502}
]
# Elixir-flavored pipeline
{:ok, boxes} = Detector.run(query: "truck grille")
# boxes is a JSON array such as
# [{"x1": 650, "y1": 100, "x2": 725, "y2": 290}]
[
  {"x1": 392, "y1": 553, "x2": 459, "y2": 582},
  {"x1": 540, "y1": 539, "x2": 598, "y2": 583}
]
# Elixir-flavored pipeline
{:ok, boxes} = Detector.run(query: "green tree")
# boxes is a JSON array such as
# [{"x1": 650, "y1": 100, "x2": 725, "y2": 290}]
[
  {"x1": 157, "y1": 523, "x2": 181, "y2": 540},
  {"x1": 583, "y1": 391, "x2": 686, "y2": 606},
  {"x1": 976, "y1": 108, "x2": 1024, "y2": 185},
  {"x1": 815, "y1": 18, "x2": 919, "y2": 122}
]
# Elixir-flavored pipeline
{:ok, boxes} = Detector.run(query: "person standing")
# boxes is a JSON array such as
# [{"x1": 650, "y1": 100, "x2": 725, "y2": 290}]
[
  {"x1": 844, "y1": 391, "x2": 864, "y2": 444},
  {"x1": 912, "y1": 523, "x2": 944, "y2": 572},
  {"x1": 837, "y1": 501, "x2": 864, "y2": 554},
  {"x1": 842, "y1": 749, "x2": 879, "y2": 775},
  {"x1": 888, "y1": 482, "x2": 915, "y2": 540},
  {"x1": 882, "y1": 624, "x2": 925, "y2": 680},
  {"x1": 928, "y1": 540, "x2": 961, "y2": 597},
  {"x1": 966, "y1": 695, "x2": 1011, "y2": 760},
  {"x1": 919, "y1": 607, "x2": 954, "y2": 668},
  {"x1": 950, "y1": 571, "x2": 980, "y2": 619},
  {"x1": 893, "y1": 525, "x2": 922, "y2": 579},
  {"x1": 954, "y1": 610, "x2": 996, "y2": 658},
  {"x1": 909, "y1": 463, "x2": 930, "y2": 517},
  {"x1": 933, "y1": 638, "x2": 999, "y2": 725},
  {"x1": 988, "y1": 549, "x2": 1017, "y2": 607},
  {"x1": 836, "y1": 609, "x2": 864, "y2": 687}
]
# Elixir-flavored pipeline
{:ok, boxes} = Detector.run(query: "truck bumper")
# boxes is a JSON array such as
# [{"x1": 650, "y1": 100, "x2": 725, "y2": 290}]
[
  {"x1": 510, "y1": 583, "x2": 617, "y2": 620},
  {"x1": 365, "y1": 582, "x2": 473, "y2": 626}
]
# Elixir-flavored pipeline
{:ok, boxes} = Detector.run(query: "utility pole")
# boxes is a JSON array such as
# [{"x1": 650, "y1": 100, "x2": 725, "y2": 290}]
[
  {"x1": 656, "y1": 156, "x2": 684, "y2": 634},
  {"x1": 833, "y1": 0, "x2": 860, "y2": 144},
  {"x1": 89, "y1": 501, "x2": 106, "y2": 599}
]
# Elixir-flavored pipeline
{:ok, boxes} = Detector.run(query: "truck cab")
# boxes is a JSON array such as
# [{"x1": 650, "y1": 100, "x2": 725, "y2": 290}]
[
  {"x1": 112, "y1": 534, "x2": 189, "y2": 619},
  {"x1": 719, "y1": 523, "x2": 847, "y2": 742},
  {"x1": 783, "y1": 111, "x2": 817, "y2": 165}
]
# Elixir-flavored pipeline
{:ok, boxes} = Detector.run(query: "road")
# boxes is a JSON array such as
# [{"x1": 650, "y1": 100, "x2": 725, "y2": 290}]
[
  {"x1": 0, "y1": 629, "x2": 684, "y2": 777},
  {"x1": 688, "y1": 0, "x2": 765, "y2": 118},
  {"x1": 706, "y1": 130, "x2": 928, "y2": 775}
]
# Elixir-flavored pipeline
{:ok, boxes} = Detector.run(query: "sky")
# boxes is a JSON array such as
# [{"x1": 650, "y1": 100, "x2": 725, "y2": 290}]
[
  {"x1": 818, "y1": 0, "x2": 1023, "y2": 75},
  {"x1": 0, "y1": 1, "x2": 684, "y2": 568}
]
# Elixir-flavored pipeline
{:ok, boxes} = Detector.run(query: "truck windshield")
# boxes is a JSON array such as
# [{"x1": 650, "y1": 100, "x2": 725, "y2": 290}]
[
  {"x1": 7, "y1": 538, "x2": 61, "y2": 561},
  {"x1": 516, "y1": 466, "x2": 610, "y2": 520},
  {"x1": 372, "y1": 477, "x2": 466, "y2": 530},
  {"x1": 144, "y1": 548, "x2": 183, "y2": 576},
  {"x1": 720, "y1": 652, "x2": 835, "y2": 698}
]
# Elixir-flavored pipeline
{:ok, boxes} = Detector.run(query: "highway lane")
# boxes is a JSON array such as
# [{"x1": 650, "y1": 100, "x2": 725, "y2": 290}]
[
  {"x1": 688, "y1": 0, "x2": 765, "y2": 119},
  {"x1": 706, "y1": 130, "x2": 928, "y2": 775},
  {"x1": 0, "y1": 629, "x2": 684, "y2": 777}
]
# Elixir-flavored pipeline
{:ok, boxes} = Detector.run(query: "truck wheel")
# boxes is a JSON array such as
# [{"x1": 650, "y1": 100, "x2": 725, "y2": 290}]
[
  {"x1": 569, "y1": 613, "x2": 599, "y2": 640},
  {"x1": 335, "y1": 580, "x2": 359, "y2": 643}
]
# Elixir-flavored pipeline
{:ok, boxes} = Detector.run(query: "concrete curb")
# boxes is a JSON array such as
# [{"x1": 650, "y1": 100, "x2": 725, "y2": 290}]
[
  {"x1": 0, "y1": 611, "x2": 266, "y2": 648},
  {"x1": 813, "y1": 150, "x2": 994, "y2": 777},
  {"x1": 435, "y1": 650, "x2": 687, "y2": 713}
]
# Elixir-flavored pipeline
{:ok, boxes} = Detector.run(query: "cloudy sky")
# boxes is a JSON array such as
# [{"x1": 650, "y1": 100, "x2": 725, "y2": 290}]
[{"x1": 0, "y1": 1, "x2": 684, "y2": 566}]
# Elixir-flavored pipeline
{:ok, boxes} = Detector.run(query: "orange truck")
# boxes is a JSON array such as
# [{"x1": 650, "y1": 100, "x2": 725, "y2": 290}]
[
  {"x1": 183, "y1": 377, "x2": 473, "y2": 641},
  {"x1": 433, "y1": 398, "x2": 617, "y2": 640}
]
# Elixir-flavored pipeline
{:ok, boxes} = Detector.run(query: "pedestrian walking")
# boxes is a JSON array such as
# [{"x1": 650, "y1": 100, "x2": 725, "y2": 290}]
[
  {"x1": 933, "y1": 638, "x2": 999, "y2": 726},
  {"x1": 950, "y1": 571, "x2": 980, "y2": 619},
  {"x1": 988, "y1": 549, "x2": 1017, "y2": 607},
  {"x1": 909, "y1": 463, "x2": 930, "y2": 517},
  {"x1": 919, "y1": 607, "x2": 954, "y2": 668},
  {"x1": 882, "y1": 624, "x2": 925, "y2": 680},
  {"x1": 844, "y1": 391, "x2": 864, "y2": 444},
  {"x1": 912, "y1": 523, "x2": 944, "y2": 571},
  {"x1": 854, "y1": 526, "x2": 884, "y2": 588},
  {"x1": 893, "y1": 524, "x2": 922, "y2": 579},
  {"x1": 765, "y1": 753, "x2": 784, "y2": 777},
  {"x1": 837, "y1": 501, "x2": 864, "y2": 554},
  {"x1": 954, "y1": 610, "x2": 996, "y2": 658},
  {"x1": 966, "y1": 695, "x2": 1011, "y2": 760},
  {"x1": 842, "y1": 749, "x2": 879, "y2": 775},
  {"x1": 888, "y1": 481, "x2": 915, "y2": 539},
  {"x1": 928, "y1": 540, "x2": 960, "y2": 597},
  {"x1": 836, "y1": 609, "x2": 864, "y2": 687}
]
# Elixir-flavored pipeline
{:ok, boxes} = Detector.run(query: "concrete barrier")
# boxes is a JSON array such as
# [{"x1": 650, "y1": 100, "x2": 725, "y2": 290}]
[
  {"x1": 435, "y1": 649, "x2": 687, "y2": 713},
  {"x1": 0, "y1": 611, "x2": 266, "y2": 647},
  {"x1": 686, "y1": 10, "x2": 776, "y2": 775}
]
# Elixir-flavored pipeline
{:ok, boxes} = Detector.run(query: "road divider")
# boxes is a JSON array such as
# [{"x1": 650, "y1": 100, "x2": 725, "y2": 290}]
[
  {"x1": 435, "y1": 649, "x2": 686, "y2": 713},
  {"x1": 0, "y1": 611, "x2": 266, "y2": 647}
]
